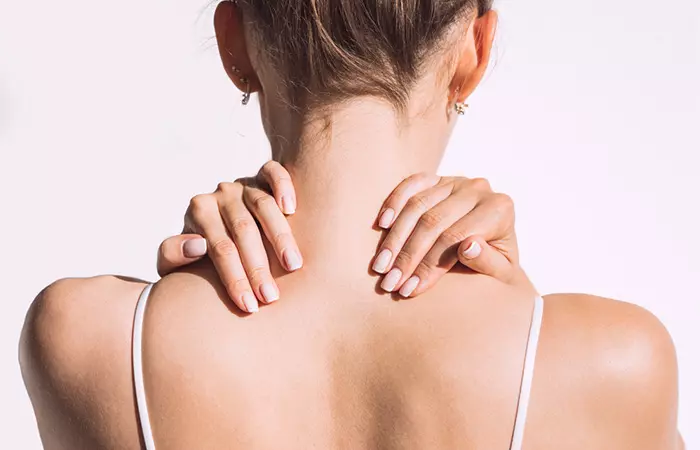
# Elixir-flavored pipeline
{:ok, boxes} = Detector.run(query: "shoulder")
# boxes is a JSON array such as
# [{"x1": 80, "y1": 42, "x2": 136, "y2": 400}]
[
  {"x1": 531, "y1": 293, "x2": 679, "y2": 448},
  {"x1": 21, "y1": 276, "x2": 148, "y2": 375},
  {"x1": 20, "y1": 276, "x2": 148, "y2": 449},
  {"x1": 541, "y1": 293, "x2": 677, "y2": 384}
]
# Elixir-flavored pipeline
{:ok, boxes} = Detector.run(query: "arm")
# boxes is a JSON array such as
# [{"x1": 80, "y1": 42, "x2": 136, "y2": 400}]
[{"x1": 20, "y1": 277, "x2": 146, "y2": 450}]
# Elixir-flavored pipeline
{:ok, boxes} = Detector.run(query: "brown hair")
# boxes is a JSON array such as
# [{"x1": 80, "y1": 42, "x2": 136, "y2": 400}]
[{"x1": 238, "y1": 0, "x2": 493, "y2": 112}]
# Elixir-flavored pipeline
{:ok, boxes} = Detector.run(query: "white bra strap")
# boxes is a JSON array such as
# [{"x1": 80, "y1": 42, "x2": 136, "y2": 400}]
[
  {"x1": 133, "y1": 283, "x2": 156, "y2": 450},
  {"x1": 510, "y1": 296, "x2": 545, "y2": 450}
]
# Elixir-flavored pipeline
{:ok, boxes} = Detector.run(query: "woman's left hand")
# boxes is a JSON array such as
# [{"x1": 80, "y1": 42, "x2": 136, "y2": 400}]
[{"x1": 371, "y1": 174, "x2": 523, "y2": 298}]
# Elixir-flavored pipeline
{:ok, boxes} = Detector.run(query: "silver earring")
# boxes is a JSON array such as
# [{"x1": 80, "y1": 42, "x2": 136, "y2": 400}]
[
  {"x1": 455, "y1": 102, "x2": 469, "y2": 115},
  {"x1": 232, "y1": 66, "x2": 251, "y2": 106}
]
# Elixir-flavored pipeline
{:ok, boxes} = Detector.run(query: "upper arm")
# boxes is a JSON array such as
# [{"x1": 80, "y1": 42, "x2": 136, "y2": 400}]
[
  {"x1": 20, "y1": 276, "x2": 147, "y2": 450},
  {"x1": 531, "y1": 294, "x2": 680, "y2": 449}
]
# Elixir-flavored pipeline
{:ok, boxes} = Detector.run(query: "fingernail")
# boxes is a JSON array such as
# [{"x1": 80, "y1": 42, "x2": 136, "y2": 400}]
[
  {"x1": 283, "y1": 249, "x2": 303, "y2": 271},
  {"x1": 372, "y1": 249, "x2": 393, "y2": 274},
  {"x1": 260, "y1": 283, "x2": 279, "y2": 303},
  {"x1": 381, "y1": 268, "x2": 403, "y2": 292},
  {"x1": 399, "y1": 276, "x2": 420, "y2": 298},
  {"x1": 378, "y1": 208, "x2": 395, "y2": 229},
  {"x1": 463, "y1": 241, "x2": 482, "y2": 260},
  {"x1": 183, "y1": 238, "x2": 207, "y2": 258},
  {"x1": 242, "y1": 292, "x2": 259, "y2": 313},
  {"x1": 282, "y1": 195, "x2": 296, "y2": 215}
]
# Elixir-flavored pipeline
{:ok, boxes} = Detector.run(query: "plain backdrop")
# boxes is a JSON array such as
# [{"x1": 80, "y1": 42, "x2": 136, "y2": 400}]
[{"x1": 1, "y1": 0, "x2": 698, "y2": 447}]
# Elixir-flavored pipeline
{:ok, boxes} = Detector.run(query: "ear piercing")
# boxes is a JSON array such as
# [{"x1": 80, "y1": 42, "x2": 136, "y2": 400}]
[
  {"x1": 453, "y1": 86, "x2": 468, "y2": 115},
  {"x1": 232, "y1": 66, "x2": 251, "y2": 105}
]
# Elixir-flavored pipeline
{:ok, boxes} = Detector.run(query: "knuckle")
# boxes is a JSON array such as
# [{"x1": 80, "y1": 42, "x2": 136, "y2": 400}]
[
  {"x1": 471, "y1": 177, "x2": 492, "y2": 192},
  {"x1": 271, "y1": 231, "x2": 292, "y2": 249},
  {"x1": 492, "y1": 193, "x2": 515, "y2": 215},
  {"x1": 246, "y1": 266, "x2": 269, "y2": 283},
  {"x1": 393, "y1": 249, "x2": 414, "y2": 268},
  {"x1": 229, "y1": 217, "x2": 256, "y2": 238},
  {"x1": 407, "y1": 195, "x2": 431, "y2": 214},
  {"x1": 262, "y1": 161, "x2": 290, "y2": 183},
  {"x1": 417, "y1": 210, "x2": 442, "y2": 232},
  {"x1": 251, "y1": 193, "x2": 276, "y2": 211},
  {"x1": 158, "y1": 239, "x2": 177, "y2": 262},
  {"x1": 188, "y1": 194, "x2": 214, "y2": 217},
  {"x1": 413, "y1": 259, "x2": 434, "y2": 277},
  {"x1": 494, "y1": 192, "x2": 514, "y2": 208},
  {"x1": 210, "y1": 238, "x2": 237, "y2": 258},
  {"x1": 218, "y1": 181, "x2": 244, "y2": 196},
  {"x1": 225, "y1": 278, "x2": 251, "y2": 297},
  {"x1": 438, "y1": 229, "x2": 468, "y2": 247},
  {"x1": 216, "y1": 181, "x2": 232, "y2": 193}
]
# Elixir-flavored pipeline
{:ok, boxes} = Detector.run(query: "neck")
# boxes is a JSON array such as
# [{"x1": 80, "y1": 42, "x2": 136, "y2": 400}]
[{"x1": 266, "y1": 98, "x2": 453, "y2": 279}]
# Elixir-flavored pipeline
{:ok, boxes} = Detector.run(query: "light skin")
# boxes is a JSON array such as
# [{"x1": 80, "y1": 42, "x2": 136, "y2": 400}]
[
  {"x1": 20, "y1": 3, "x2": 683, "y2": 449},
  {"x1": 156, "y1": 162, "x2": 530, "y2": 313}
]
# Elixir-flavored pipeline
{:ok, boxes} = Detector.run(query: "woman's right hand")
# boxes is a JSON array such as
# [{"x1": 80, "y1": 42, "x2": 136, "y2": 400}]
[{"x1": 157, "y1": 161, "x2": 303, "y2": 314}]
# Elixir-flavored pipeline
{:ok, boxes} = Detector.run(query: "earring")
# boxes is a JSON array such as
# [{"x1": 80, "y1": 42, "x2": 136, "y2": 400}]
[
  {"x1": 232, "y1": 66, "x2": 251, "y2": 106},
  {"x1": 454, "y1": 102, "x2": 469, "y2": 115}
]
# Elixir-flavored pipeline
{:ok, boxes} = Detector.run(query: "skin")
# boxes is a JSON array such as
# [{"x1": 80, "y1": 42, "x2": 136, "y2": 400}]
[
  {"x1": 19, "y1": 3, "x2": 682, "y2": 449},
  {"x1": 157, "y1": 164, "x2": 528, "y2": 313}
]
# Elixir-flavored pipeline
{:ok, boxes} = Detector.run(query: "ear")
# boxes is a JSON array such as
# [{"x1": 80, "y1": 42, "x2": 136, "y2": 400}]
[
  {"x1": 214, "y1": 1, "x2": 261, "y2": 95},
  {"x1": 451, "y1": 10, "x2": 498, "y2": 103}
]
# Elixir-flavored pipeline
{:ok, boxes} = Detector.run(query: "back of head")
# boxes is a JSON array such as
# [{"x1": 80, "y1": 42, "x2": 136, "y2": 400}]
[{"x1": 237, "y1": 0, "x2": 493, "y2": 112}]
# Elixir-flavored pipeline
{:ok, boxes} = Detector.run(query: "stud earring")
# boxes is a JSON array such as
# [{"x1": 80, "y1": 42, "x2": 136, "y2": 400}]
[
  {"x1": 232, "y1": 66, "x2": 251, "y2": 106},
  {"x1": 455, "y1": 102, "x2": 469, "y2": 115}
]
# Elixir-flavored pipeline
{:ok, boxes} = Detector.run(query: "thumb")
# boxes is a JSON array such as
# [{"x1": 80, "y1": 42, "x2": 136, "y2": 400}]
[
  {"x1": 157, "y1": 234, "x2": 207, "y2": 277},
  {"x1": 458, "y1": 236, "x2": 516, "y2": 284}
]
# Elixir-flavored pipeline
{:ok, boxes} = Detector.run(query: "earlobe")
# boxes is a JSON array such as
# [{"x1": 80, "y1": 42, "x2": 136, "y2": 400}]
[{"x1": 214, "y1": 1, "x2": 261, "y2": 96}]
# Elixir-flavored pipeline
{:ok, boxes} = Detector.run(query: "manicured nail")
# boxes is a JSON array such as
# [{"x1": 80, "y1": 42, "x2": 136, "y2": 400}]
[
  {"x1": 372, "y1": 249, "x2": 393, "y2": 274},
  {"x1": 399, "y1": 276, "x2": 420, "y2": 298},
  {"x1": 378, "y1": 208, "x2": 395, "y2": 229},
  {"x1": 183, "y1": 238, "x2": 207, "y2": 258},
  {"x1": 282, "y1": 195, "x2": 296, "y2": 215},
  {"x1": 462, "y1": 241, "x2": 482, "y2": 260},
  {"x1": 381, "y1": 268, "x2": 403, "y2": 292},
  {"x1": 283, "y1": 249, "x2": 303, "y2": 271},
  {"x1": 260, "y1": 283, "x2": 279, "y2": 303},
  {"x1": 242, "y1": 292, "x2": 259, "y2": 313}
]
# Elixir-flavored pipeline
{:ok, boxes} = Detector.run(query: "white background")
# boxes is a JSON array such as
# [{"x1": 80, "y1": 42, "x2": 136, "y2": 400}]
[{"x1": 1, "y1": 0, "x2": 698, "y2": 447}]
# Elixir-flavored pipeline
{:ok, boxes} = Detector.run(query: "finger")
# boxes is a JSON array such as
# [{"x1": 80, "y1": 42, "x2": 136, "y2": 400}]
[
  {"x1": 400, "y1": 199, "x2": 517, "y2": 297},
  {"x1": 372, "y1": 182, "x2": 454, "y2": 277},
  {"x1": 216, "y1": 185, "x2": 281, "y2": 305},
  {"x1": 458, "y1": 236, "x2": 514, "y2": 283},
  {"x1": 187, "y1": 194, "x2": 260, "y2": 313},
  {"x1": 401, "y1": 236, "x2": 513, "y2": 299},
  {"x1": 381, "y1": 192, "x2": 478, "y2": 292},
  {"x1": 377, "y1": 173, "x2": 441, "y2": 229},
  {"x1": 157, "y1": 234, "x2": 207, "y2": 277},
  {"x1": 449, "y1": 193, "x2": 518, "y2": 263},
  {"x1": 242, "y1": 184, "x2": 303, "y2": 272},
  {"x1": 258, "y1": 160, "x2": 296, "y2": 215}
]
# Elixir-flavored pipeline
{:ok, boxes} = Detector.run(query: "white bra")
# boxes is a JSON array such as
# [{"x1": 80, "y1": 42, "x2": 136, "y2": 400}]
[{"x1": 132, "y1": 284, "x2": 544, "y2": 450}]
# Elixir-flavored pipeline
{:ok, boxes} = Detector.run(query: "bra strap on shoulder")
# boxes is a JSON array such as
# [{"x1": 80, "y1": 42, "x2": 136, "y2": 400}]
[
  {"x1": 133, "y1": 283, "x2": 156, "y2": 450},
  {"x1": 509, "y1": 296, "x2": 545, "y2": 450}
]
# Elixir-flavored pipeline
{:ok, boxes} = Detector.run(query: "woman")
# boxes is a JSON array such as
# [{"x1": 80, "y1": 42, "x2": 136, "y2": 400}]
[{"x1": 20, "y1": 1, "x2": 682, "y2": 449}]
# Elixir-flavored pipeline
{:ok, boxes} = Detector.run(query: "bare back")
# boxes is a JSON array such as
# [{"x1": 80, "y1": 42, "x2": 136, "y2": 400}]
[
  {"x1": 140, "y1": 262, "x2": 536, "y2": 449},
  {"x1": 21, "y1": 265, "x2": 680, "y2": 449}
]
